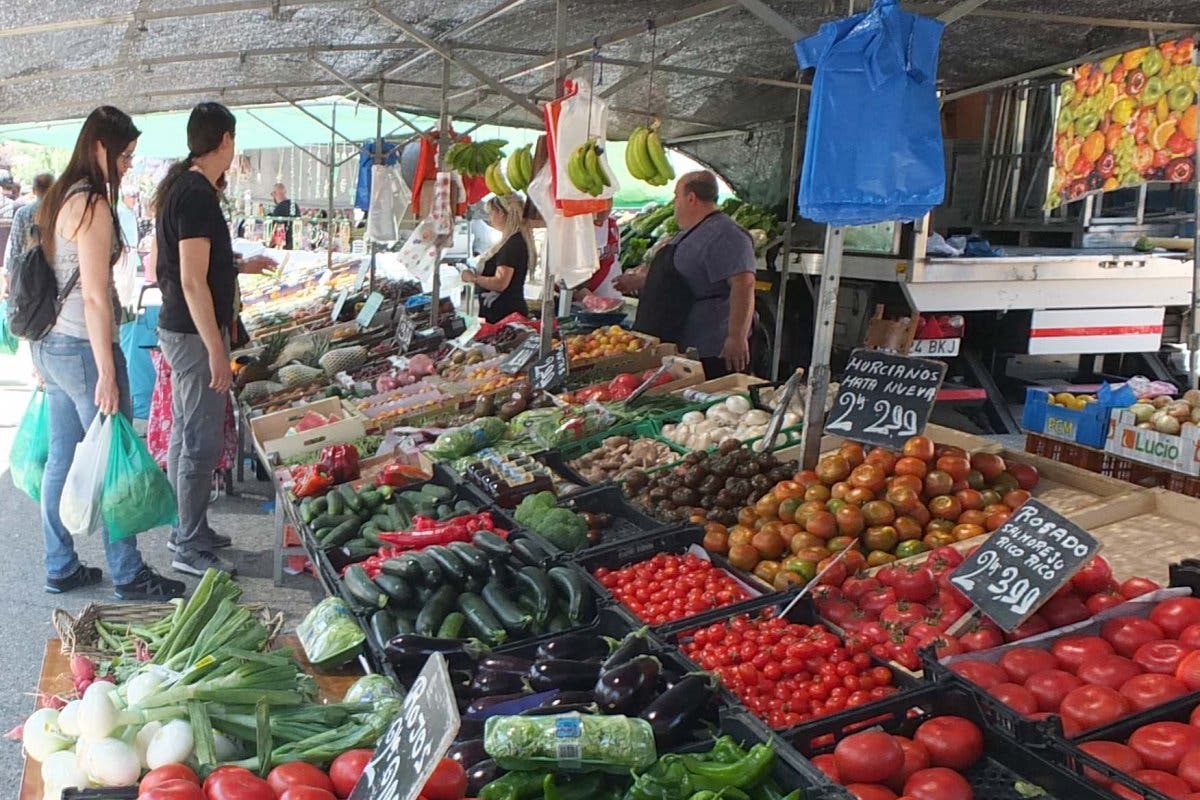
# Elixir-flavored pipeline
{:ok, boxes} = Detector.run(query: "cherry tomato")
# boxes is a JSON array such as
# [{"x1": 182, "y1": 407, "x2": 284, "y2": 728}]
[{"x1": 913, "y1": 716, "x2": 984, "y2": 770}]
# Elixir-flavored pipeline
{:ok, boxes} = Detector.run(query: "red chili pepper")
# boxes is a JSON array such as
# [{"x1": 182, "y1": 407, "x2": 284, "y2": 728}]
[{"x1": 292, "y1": 465, "x2": 334, "y2": 498}]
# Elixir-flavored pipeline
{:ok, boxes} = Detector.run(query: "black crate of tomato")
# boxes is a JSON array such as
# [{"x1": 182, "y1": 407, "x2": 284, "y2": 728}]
[
  {"x1": 788, "y1": 683, "x2": 1112, "y2": 800},
  {"x1": 575, "y1": 525, "x2": 772, "y2": 628}
]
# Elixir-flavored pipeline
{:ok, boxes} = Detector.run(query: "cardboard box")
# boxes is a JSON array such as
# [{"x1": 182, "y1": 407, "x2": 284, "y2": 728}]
[
  {"x1": 683, "y1": 373, "x2": 769, "y2": 396},
  {"x1": 773, "y1": 422, "x2": 999, "y2": 465},
  {"x1": 649, "y1": 357, "x2": 706, "y2": 396},
  {"x1": 250, "y1": 396, "x2": 366, "y2": 465},
  {"x1": 1105, "y1": 408, "x2": 1200, "y2": 476},
  {"x1": 997, "y1": 448, "x2": 1137, "y2": 515},
  {"x1": 1063, "y1": 489, "x2": 1200, "y2": 585}
]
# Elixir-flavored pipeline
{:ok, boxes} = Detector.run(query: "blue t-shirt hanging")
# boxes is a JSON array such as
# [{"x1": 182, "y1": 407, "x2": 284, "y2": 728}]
[
  {"x1": 795, "y1": 0, "x2": 945, "y2": 226},
  {"x1": 355, "y1": 141, "x2": 401, "y2": 211}
]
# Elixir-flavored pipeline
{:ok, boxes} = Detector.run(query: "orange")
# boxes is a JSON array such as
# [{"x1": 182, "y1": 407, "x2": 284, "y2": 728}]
[
  {"x1": 1122, "y1": 47, "x2": 1149, "y2": 71},
  {"x1": 1151, "y1": 120, "x2": 1177, "y2": 151},
  {"x1": 1081, "y1": 131, "x2": 1106, "y2": 162},
  {"x1": 1182, "y1": 106, "x2": 1198, "y2": 140}
]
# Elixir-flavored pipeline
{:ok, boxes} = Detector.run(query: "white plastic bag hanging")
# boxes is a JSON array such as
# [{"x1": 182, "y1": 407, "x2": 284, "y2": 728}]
[
  {"x1": 366, "y1": 164, "x2": 410, "y2": 242},
  {"x1": 60, "y1": 415, "x2": 113, "y2": 537},
  {"x1": 544, "y1": 80, "x2": 618, "y2": 216},
  {"x1": 527, "y1": 162, "x2": 597, "y2": 288}
]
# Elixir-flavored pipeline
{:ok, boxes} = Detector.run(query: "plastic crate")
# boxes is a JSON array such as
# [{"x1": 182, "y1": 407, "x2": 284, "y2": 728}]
[
  {"x1": 788, "y1": 684, "x2": 1114, "y2": 800},
  {"x1": 677, "y1": 710, "x2": 832, "y2": 791},
  {"x1": 561, "y1": 483, "x2": 665, "y2": 547},
  {"x1": 1022, "y1": 387, "x2": 1127, "y2": 448},
  {"x1": 555, "y1": 419, "x2": 682, "y2": 464}
]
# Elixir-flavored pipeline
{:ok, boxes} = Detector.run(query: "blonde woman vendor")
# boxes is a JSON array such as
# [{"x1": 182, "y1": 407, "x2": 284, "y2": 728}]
[{"x1": 462, "y1": 194, "x2": 535, "y2": 323}]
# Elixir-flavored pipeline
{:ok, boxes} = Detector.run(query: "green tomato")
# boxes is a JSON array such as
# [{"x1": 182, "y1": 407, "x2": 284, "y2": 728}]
[{"x1": 894, "y1": 539, "x2": 928, "y2": 560}]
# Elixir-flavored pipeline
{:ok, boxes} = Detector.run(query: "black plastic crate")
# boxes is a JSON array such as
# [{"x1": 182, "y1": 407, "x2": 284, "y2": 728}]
[
  {"x1": 561, "y1": 483, "x2": 666, "y2": 550},
  {"x1": 535, "y1": 448, "x2": 593, "y2": 490},
  {"x1": 788, "y1": 684, "x2": 1115, "y2": 800},
  {"x1": 676, "y1": 710, "x2": 833, "y2": 792},
  {"x1": 62, "y1": 790, "x2": 139, "y2": 800}
]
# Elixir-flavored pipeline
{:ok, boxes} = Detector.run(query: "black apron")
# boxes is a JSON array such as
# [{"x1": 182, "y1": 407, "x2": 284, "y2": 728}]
[{"x1": 632, "y1": 212, "x2": 722, "y2": 346}]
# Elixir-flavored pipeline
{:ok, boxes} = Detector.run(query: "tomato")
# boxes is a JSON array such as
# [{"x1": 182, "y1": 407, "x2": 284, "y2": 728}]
[
  {"x1": 916, "y1": 634, "x2": 962, "y2": 659},
  {"x1": 950, "y1": 659, "x2": 1008, "y2": 690},
  {"x1": 268, "y1": 763, "x2": 336, "y2": 797},
  {"x1": 279, "y1": 790, "x2": 336, "y2": 800},
  {"x1": 1078, "y1": 740, "x2": 1143, "y2": 784},
  {"x1": 989, "y1": 683, "x2": 1039, "y2": 715},
  {"x1": 141, "y1": 765, "x2": 201, "y2": 793},
  {"x1": 1177, "y1": 749, "x2": 1200, "y2": 792},
  {"x1": 999, "y1": 647, "x2": 1060, "y2": 683},
  {"x1": 1072, "y1": 556, "x2": 1114, "y2": 595},
  {"x1": 810, "y1": 753, "x2": 840, "y2": 782},
  {"x1": 1120, "y1": 577, "x2": 1162, "y2": 599},
  {"x1": 143, "y1": 781, "x2": 206, "y2": 800},
  {"x1": 913, "y1": 716, "x2": 983, "y2": 771},
  {"x1": 1178, "y1": 650, "x2": 1200, "y2": 691},
  {"x1": 1118, "y1": 771, "x2": 1193, "y2": 800},
  {"x1": 1086, "y1": 590, "x2": 1127, "y2": 616},
  {"x1": 203, "y1": 768, "x2": 274, "y2": 800},
  {"x1": 1120, "y1": 673, "x2": 1190, "y2": 712},
  {"x1": 958, "y1": 623, "x2": 1004, "y2": 653},
  {"x1": 1051, "y1": 636, "x2": 1115, "y2": 674},
  {"x1": 880, "y1": 602, "x2": 930, "y2": 632},
  {"x1": 861, "y1": 587, "x2": 899, "y2": 617},
  {"x1": 845, "y1": 785, "x2": 898, "y2": 800},
  {"x1": 1059, "y1": 685, "x2": 1132, "y2": 733},
  {"x1": 329, "y1": 750, "x2": 374, "y2": 799},
  {"x1": 1151, "y1": 598, "x2": 1200, "y2": 639},
  {"x1": 1077, "y1": 655, "x2": 1143, "y2": 691},
  {"x1": 891, "y1": 566, "x2": 937, "y2": 603},
  {"x1": 1007, "y1": 614, "x2": 1050, "y2": 642},
  {"x1": 1134, "y1": 640, "x2": 1192, "y2": 675},
  {"x1": 1024, "y1": 669, "x2": 1083, "y2": 712},
  {"x1": 1180, "y1": 624, "x2": 1200, "y2": 651},
  {"x1": 1040, "y1": 593, "x2": 1091, "y2": 629},
  {"x1": 903, "y1": 768, "x2": 974, "y2": 800},
  {"x1": 903, "y1": 436, "x2": 935, "y2": 461},
  {"x1": 888, "y1": 737, "x2": 932, "y2": 792},
  {"x1": 1130, "y1": 720, "x2": 1200, "y2": 771},
  {"x1": 1102, "y1": 617, "x2": 1166, "y2": 658},
  {"x1": 843, "y1": 576, "x2": 883, "y2": 602},
  {"x1": 835, "y1": 730, "x2": 905, "y2": 784},
  {"x1": 423, "y1": 758, "x2": 468, "y2": 800}
]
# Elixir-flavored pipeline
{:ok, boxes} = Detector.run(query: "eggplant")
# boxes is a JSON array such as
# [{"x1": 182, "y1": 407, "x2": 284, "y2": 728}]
[
  {"x1": 459, "y1": 717, "x2": 485, "y2": 740},
  {"x1": 466, "y1": 692, "x2": 530, "y2": 716},
  {"x1": 602, "y1": 628, "x2": 651, "y2": 671},
  {"x1": 640, "y1": 673, "x2": 717, "y2": 747},
  {"x1": 466, "y1": 690, "x2": 559, "y2": 720},
  {"x1": 468, "y1": 668, "x2": 530, "y2": 697},
  {"x1": 385, "y1": 635, "x2": 490, "y2": 671},
  {"x1": 546, "y1": 691, "x2": 597, "y2": 707},
  {"x1": 521, "y1": 702, "x2": 598, "y2": 716},
  {"x1": 595, "y1": 654, "x2": 661, "y2": 715},
  {"x1": 466, "y1": 759, "x2": 503, "y2": 796},
  {"x1": 528, "y1": 659, "x2": 602, "y2": 692},
  {"x1": 477, "y1": 654, "x2": 536, "y2": 675},
  {"x1": 536, "y1": 633, "x2": 607, "y2": 661},
  {"x1": 446, "y1": 739, "x2": 489, "y2": 770}
]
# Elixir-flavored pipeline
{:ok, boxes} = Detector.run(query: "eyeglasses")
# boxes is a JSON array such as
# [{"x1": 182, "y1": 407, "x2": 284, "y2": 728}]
[{"x1": 118, "y1": 151, "x2": 136, "y2": 164}]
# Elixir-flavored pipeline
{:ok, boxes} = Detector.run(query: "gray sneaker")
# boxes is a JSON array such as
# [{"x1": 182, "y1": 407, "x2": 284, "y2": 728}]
[
  {"x1": 171, "y1": 550, "x2": 237, "y2": 578},
  {"x1": 167, "y1": 532, "x2": 232, "y2": 553}
]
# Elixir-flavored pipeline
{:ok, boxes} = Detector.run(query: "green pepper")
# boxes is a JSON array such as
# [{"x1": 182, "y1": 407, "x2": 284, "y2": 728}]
[
  {"x1": 545, "y1": 773, "x2": 604, "y2": 800},
  {"x1": 628, "y1": 758, "x2": 694, "y2": 800},
  {"x1": 683, "y1": 745, "x2": 775, "y2": 790},
  {"x1": 690, "y1": 793, "x2": 721, "y2": 800},
  {"x1": 481, "y1": 771, "x2": 553, "y2": 800},
  {"x1": 708, "y1": 737, "x2": 747, "y2": 764}
]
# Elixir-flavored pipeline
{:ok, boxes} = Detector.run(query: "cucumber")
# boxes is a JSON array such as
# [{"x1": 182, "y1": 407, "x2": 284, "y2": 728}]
[
  {"x1": 313, "y1": 527, "x2": 333, "y2": 542},
  {"x1": 410, "y1": 550, "x2": 443, "y2": 585},
  {"x1": 299, "y1": 497, "x2": 315, "y2": 523},
  {"x1": 386, "y1": 504, "x2": 407, "y2": 531},
  {"x1": 437, "y1": 611, "x2": 465, "y2": 639},
  {"x1": 482, "y1": 581, "x2": 533, "y2": 635},
  {"x1": 310, "y1": 496, "x2": 329, "y2": 516},
  {"x1": 323, "y1": 519, "x2": 360, "y2": 547},
  {"x1": 458, "y1": 592, "x2": 507, "y2": 646},
  {"x1": 472, "y1": 530, "x2": 512, "y2": 560},
  {"x1": 370, "y1": 609, "x2": 399, "y2": 649},
  {"x1": 414, "y1": 583, "x2": 435, "y2": 604},
  {"x1": 489, "y1": 559, "x2": 518, "y2": 588},
  {"x1": 421, "y1": 484, "x2": 453, "y2": 502},
  {"x1": 361, "y1": 526, "x2": 383, "y2": 548},
  {"x1": 453, "y1": 499, "x2": 476, "y2": 514},
  {"x1": 426, "y1": 546, "x2": 466, "y2": 587},
  {"x1": 382, "y1": 554, "x2": 423, "y2": 582},
  {"x1": 447, "y1": 542, "x2": 489, "y2": 577},
  {"x1": 344, "y1": 565, "x2": 387, "y2": 608},
  {"x1": 393, "y1": 614, "x2": 416, "y2": 636},
  {"x1": 516, "y1": 567, "x2": 553, "y2": 625},
  {"x1": 464, "y1": 574, "x2": 487, "y2": 594},
  {"x1": 326, "y1": 489, "x2": 344, "y2": 516},
  {"x1": 360, "y1": 490, "x2": 383, "y2": 509},
  {"x1": 416, "y1": 585, "x2": 458, "y2": 636},
  {"x1": 311, "y1": 513, "x2": 356, "y2": 530},
  {"x1": 374, "y1": 574, "x2": 413, "y2": 605},
  {"x1": 371, "y1": 513, "x2": 393, "y2": 530},
  {"x1": 435, "y1": 503, "x2": 454, "y2": 520},
  {"x1": 376, "y1": 485, "x2": 394, "y2": 500},
  {"x1": 339, "y1": 483, "x2": 363, "y2": 513},
  {"x1": 396, "y1": 608, "x2": 420, "y2": 626},
  {"x1": 510, "y1": 537, "x2": 547, "y2": 567},
  {"x1": 548, "y1": 566, "x2": 593, "y2": 624},
  {"x1": 342, "y1": 540, "x2": 375, "y2": 558}
]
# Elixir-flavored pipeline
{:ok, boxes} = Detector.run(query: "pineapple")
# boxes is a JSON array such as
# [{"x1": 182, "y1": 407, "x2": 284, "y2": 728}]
[
  {"x1": 241, "y1": 380, "x2": 284, "y2": 402},
  {"x1": 305, "y1": 332, "x2": 332, "y2": 368},
  {"x1": 277, "y1": 364, "x2": 324, "y2": 387},
  {"x1": 319, "y1": 345, "x2": 368, "y2": 376},
  {"x1": 256, "y1": 332, "x2": 289, "y2": 367}
]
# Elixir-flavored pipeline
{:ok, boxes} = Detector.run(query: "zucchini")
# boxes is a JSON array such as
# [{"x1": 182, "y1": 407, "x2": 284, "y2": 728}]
[
  {"x1": 447, "y1": 542, "x2": 489, "y2": 577},
  {"x1": 326, "y1": 489, "x2": 344, "y2": 516},
  {"x1": 458, "y1": 591, "x2": 507, "y2": 646},
  {"x1": 339, "y1": 483, "x2": 363, "y2": 513},
  {"x1": 382, "y1": 554, "x2": 422, "y2": 582},
  {"x1": 437, "y1": 611, "x2": 466, "y2": 639},
  {"x1": 374, "y1": 574, "x2": 413, "y2": 605},
  {"x1": 370, "y1": 608, "x2": 399, "y2": 649},
  {"x1": 482, "y1": 581, "x2": 533, "y2": 635},
  {"x1": 516, "y1": 567, "x2": 553, "y2": 625},
  {"x1": 426, "y1": 546, "x2": 466, "y2": 587},
  {"x1": 472, "y1": 530, "x2": 512, "y2": 560},
  {"x1": 410, "y1": 550, "x2": 443, "y2": 586},
  {"x1": 414, "y1": 583, "x2": 435, "y2": 604},
  {"x1": 360, "y1": 489, "x2": 383, "y2": 509},
  {"x1": 323, "y1": 519, "x2": 360, "y2": 547},
  {"x1": 510, "y1": 537, "x2": 547, "y2": 567},
  {"x1": 464, "y1": 574, "x2": 487, "y2": 594},
  {"x1": 489, "y1": 559, "x2": 518, "y2": 588},
  {"x1": 344, "y1": 565, "x2": 387, "y2": 608},
  {"x1": 548, "y1": 566, "x2": 593, "y2": 624},
  {"x1": 416, "y1": 585, "x2": 458, "y2": 636}
]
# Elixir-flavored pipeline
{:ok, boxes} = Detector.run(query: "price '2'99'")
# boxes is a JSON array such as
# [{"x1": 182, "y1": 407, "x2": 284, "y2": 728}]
[
  {"x1": 826, "y1": 394, "x2": 919, "y2": 438},
  {"x1": 951, "y1": 550, "x2": 1043, "y2": 617}
]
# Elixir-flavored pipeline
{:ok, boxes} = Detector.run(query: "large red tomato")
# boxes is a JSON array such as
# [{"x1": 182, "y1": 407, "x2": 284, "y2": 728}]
[
  {"x1": 1120, "y1": 578, "x2": 1161, "y2": 600},
  {"x1": 903, "y1": 768, "x2": 974, "y2": 800},
  {"x1": 1102, "y1": 617, "x2": 1166, "y2": 658},
  {"x1": 950, "y1": 659, "x2": 1009, "y2": 690},
  {"x1": 1179, "y1": 749, "x2": 1200, "y2": 792},
  {"x1": 268, "y1": 763, "x2": 336, "y2": 797},
  {"x1": 1077, "y1": 655, "x2": 1144, "y2": 691},
  {"x1": 844, "y1": 785, "x2": 898, "y2": 800},
  {"x1": 959, "y1": 623, "x2": 1005, "y2": 652},
  {"x1": 836, "y1": 731, "x2": 905, "y2": 784},
  {"x1": 1078, "y1": 740, "x2": 1143, "y2": 784},
  {"x1": 1052, "y1": 636, "x2": 1115, "y2": 674},
  {"x1": 1120, "y1": 673, "x2": 1190, "y2": 712},
  {"x1": 1128, "y1": 721, "x2": 1200, "y2": 771},
  {"x1": 142, "y1": 781, "x2": 205, "y2": 800},
  {"x1": 279, "y1": 790, "x2": 337, "y2": 800},
  {"x1": 1059, "y1": 685, "x2": 1131, "y2": 733},
  {"x1": 423, "y1": 758, "x2": 468, "y2": 800},
  {"x1": 999, "y1": 647, "x2": 1060, "y2": 683},
  {"x1": 1024, "y1": 669, "x2": 1083, "y2": 713},
  {"x1": 1087, "y1": 590, "x2": 1128, "y2": 616},
  {"x1": 203, "y1": 768, "x2": 274, "y2": 800},
  {"x1": 891, "y1": 567, "x2": 937, "y2": 603},
  {"x1": 1177, "y1": 650, "x2": 1200, "y2": 691},
  {"x1": 913, "y1": 716, "x2": 984, "y2": 770},
  {"x1": 989, "y1": 683, "x2": 1039, "y2": 715},
  {"x1": 1072, "y1": 557, "x2": 1114, "y2": 595},
  {"x1": 810, "y1": 754, "x2": 840, "y2": 782},
  {"x1": 1180, "y1": 624, "x2": 1200, "y2": 650},
  {"x1": 329, "y1": 750, "x2": 375, "y2": 799},
  {"x1": 141, "y1": 765, "x2": 200, "y2": 793},
  {"x1": 1134, "y1": 640, "x2": 1193, "y2": 675},
  {"x1": 1150, "y1": 598, "x2": 1200, "y2": 639},
  {"x1": 1119, "y1": 771, "x2": 1192, "y2": 800},
  {"x1": 1039, "y1": 593, "x2": 1091, "y2": 629},
  {"x1": 888, "y1": 737, "x2": 932, "y2": 792}
]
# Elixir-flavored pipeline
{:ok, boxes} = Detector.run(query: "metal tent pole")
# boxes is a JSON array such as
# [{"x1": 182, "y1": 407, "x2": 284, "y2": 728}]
[
  {"x1": 326, "y1": 100, "x2": 336, "y2": 271},
  {"x1": 1190, "y1": 47, "x2": 1200, "y2": 389},
  {"x1": 797, "y1": 225, "x2": 845, "y2": 469},
  {"x1": 370, "y1": 76, "x2": 383, "y2": 291},
  {"x1": 540, "y1": 0, "x2": 566, "y2": 358},
  {"x1": 771, "y1": 75, "x2": 805, "y2": 381},
  {"x1": 432, "y1": 56, "x2": 450, "y2": 329}
]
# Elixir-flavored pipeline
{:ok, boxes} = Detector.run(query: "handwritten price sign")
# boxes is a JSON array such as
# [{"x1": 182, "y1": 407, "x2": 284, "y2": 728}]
[{"x1": 824, "y1": 349, "x2": 947, "y2": 450}]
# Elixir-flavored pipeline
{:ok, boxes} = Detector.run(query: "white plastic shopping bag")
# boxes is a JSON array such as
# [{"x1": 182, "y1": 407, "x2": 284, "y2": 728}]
[
  {"x1": 528, "y1": 163, "x2": 597, "y2": 288},
  {"x1": 545, "y1": 80, "x2": 618, "y2": 214},
  {"x1": 59, "y1": 415, "x2": 113, "y2": 537},
  {"x1": 366, "y1": 164, "x2": 411, "y2": 242}
]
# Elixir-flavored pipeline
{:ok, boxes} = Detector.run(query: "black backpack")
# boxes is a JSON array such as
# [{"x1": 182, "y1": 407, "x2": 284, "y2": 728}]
[{"x1": 6, "y1": 227, "x2": 78, "y2": 341}]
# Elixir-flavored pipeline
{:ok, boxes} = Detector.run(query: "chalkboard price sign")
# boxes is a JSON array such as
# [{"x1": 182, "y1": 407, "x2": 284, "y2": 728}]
[
  {"x1": 530, "y1": 343, "x2": 569, "y2": 392},
  {"x1": 949, "y1": 498, "x2": 1102, "y2": 632},
  {"x1": 824, "y1": 349, "x2": 947, "y2": 450},
  {"x1": 396, "y1": 308, "x2": 416, "y2": 352},
  {"x1": 349, "y1": 652, "x2": 460, "y2": 800},
  {"x1": 500, "y1": 334, "x2": 541, "y2": 375}
]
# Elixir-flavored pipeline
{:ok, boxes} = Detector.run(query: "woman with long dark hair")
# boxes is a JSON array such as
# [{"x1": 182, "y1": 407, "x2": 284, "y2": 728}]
[
  {"x1": 153, "y1": 102, "x2": 271, "y2": 577},
  {"x1": 33, "y1": 106, "x2": 186, "y2": 599}
]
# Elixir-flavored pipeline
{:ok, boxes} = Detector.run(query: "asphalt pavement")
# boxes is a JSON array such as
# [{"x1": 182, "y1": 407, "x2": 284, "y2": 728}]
[{"x1": 0, "y1": 345, "x2": 324, "y2": 792}]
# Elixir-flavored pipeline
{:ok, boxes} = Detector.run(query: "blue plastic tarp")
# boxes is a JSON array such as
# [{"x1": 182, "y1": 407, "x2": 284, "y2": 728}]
[{"x1": 795, "y1": 0, "x2": 945, "y2": 225}]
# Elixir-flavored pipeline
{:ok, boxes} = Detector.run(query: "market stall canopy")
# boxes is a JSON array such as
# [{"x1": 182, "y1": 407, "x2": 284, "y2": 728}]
[{"x1": 0, "y1": 0, "x2": 1195, "y2": 206}]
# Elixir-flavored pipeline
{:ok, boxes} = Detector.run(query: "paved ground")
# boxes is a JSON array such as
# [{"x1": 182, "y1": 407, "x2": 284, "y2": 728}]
[{"x1": 0, "y1": 346, "x2": 324, "y2": 792}]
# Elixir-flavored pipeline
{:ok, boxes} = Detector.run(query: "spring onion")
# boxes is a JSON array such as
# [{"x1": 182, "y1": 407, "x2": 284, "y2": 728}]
[
  {"x1": 133, "y1": 720, "x2": 162, "y2": 769},
  {"x1": 22, "y1": 708, "x2": 74, "y2": 762},
  {"x1": 40, "y1": 751, "x2": 87, "y2": 799},
  {"x1": 145, "y1": 719, "x2": 194, "y2": 769},
  {"x1": 84, "y1": 737, "x2": 140, "y2": 786}
]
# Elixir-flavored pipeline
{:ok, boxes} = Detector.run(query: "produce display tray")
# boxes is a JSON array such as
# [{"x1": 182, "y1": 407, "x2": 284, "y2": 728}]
[
  {"x1": 787, "y1": 684, "x2": 1115, "y2": 800},
  {"x1": 998, "y1": 448, "x2": 1137, "y2": 516},
  {"x1": 679, "y1": 710, "x2": 832, "y2": 793},
  {"x1": 1065, "y1": 490, "x2": 1200, "y2": 585},
  {"x1": 561, "y1": 484, "x2": 665, "y2": 551}
]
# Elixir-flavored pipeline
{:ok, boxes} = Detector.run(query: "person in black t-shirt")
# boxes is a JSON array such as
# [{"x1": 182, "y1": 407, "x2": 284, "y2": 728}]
[
  {"x1": 269, "y1": 182, "x2": 300, "y2": 249},
  {"x1": 152, "y1": 103, "x2": 274, "y2": 579},
  {"x1": 462, "y1": 195, "x2": 534, "y2": 324}
]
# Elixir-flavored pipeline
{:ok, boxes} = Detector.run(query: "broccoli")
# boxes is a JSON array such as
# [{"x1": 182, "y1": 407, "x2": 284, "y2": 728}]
[
  {"x1": 515, "y1": 492, "x2": 557, "y2": 527},
  {"x1": 514, "y1": 492, "x2": 588, "y2": 552}
]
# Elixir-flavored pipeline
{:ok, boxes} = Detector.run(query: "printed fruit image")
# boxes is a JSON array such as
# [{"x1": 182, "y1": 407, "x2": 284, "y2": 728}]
[
  {"x1": 1141, "y1": 48, "x2": 1165, "y2": 77},
  {"x1": 1182, "y1": 106, "x2": 1198, "y2": 140},
  {"x1": 1112, "y1": 97, "x2": 1137, "y2": 125},
  {"x1": 1122, "y1": 47, "x2": 1149, "y2": 71},
  {"x1": 1166, "y1": 158, "x2": 1195, "y2": 183},
  {"x1": 1127, "y1": 69, "x2": 1148, "y2": 96},
  {"x1": 1082, "y1": 131, "x2": 1106, "y2": 162},
  {"x1": 1142, "y1": 76, "x2": 1166, "y2": 106},
  {"x1": 1133, "y1": 143, "x2": 1155, "y2": 172},
  {"x1": 1167, "y1": 85, "x2": 1196, "y2": 114}
]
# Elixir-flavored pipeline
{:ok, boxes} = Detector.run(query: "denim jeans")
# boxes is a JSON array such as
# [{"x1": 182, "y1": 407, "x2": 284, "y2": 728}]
[
  {"x1": 31, "y1": 332, "x2": 145, "y2": 585},
  {"x1": 158, "y1": 329, "x2": 227, "y2": 558}
]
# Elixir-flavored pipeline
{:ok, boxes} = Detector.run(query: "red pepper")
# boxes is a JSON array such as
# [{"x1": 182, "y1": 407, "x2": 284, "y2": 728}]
[
  {"x1": 292, "y1": 465, "x2": 334, "y2": 498},
  {"x1": 317, "y1": 444, "x2": 360, "y2": 484},
  {"x1": 376, "y1": 462, "x2": 431, "y2": 487}
]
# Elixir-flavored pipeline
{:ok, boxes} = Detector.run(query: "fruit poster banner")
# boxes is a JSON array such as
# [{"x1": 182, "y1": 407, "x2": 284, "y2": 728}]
[{"x1": 1048, "y1": 36, "x2": 1197, "y2": 207}]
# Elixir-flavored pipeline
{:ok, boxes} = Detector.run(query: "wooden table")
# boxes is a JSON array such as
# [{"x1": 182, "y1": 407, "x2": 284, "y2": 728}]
[{"x1": 20, "y1": 636, "x2": 362, "y2": 800}]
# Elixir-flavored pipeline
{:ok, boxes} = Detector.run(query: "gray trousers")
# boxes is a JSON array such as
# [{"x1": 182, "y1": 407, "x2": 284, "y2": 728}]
[{"x1": 158, "y1": 329, "x2": 227, "y2": 557}]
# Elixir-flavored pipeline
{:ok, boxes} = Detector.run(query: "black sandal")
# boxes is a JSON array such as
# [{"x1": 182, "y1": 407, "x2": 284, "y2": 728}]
[{"x1": 44, "y1": 564, "x2": 103, "y2": 594}]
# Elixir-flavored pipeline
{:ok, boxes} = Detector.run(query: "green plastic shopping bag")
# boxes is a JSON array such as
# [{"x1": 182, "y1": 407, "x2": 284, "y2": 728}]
[
  {"x1": 10, "y1": 389, "x2": 49, "y2": 501},
  {"x1": 101, "y1": 414, "x2": 177, "y2": 540},
  {"x1": 0, "y1": 302, "x2": 18, "y2": 355}
]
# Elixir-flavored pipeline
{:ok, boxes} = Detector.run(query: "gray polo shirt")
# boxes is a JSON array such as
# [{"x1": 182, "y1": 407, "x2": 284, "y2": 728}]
[{"x1": 672, "y1": 212, "x2": 757, "y2": 358}]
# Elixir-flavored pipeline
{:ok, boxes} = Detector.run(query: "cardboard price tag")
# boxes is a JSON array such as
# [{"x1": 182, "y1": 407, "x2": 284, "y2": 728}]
[
  {"x1": 530, "y1": 343, "x2": 569, "y2": 392},
  {"x1": 824, "y1": 349, "x2": 947, "y2": 450},
  {"x1": 948, "y1": 498, "x2": 1102, "y2": 632},
  {"x1": 348, "y1": 652, "x2": 460, "y2": 800},
  {"x1": 396, "y1": 308, "x2": 416, "y2": 352}
]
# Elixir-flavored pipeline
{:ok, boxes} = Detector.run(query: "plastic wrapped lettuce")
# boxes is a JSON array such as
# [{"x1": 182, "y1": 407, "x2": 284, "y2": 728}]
[
  {"x1": 483, "y1": 712, "x2": 656, "y2": 773},
  {"x1": 297, "y1": 597, "x2": 365, "y2": 669},
  {"x1": 344, "y1": 674, "x2": 404, "y2": 704}
]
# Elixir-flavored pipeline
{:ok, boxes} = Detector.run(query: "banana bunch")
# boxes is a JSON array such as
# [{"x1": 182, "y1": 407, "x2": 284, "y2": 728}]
[
  {"x1": 444, "y1": 139, "x2": 507, "y2": 177},
  {"x1": 626, "y1": 124, "x2": 675, "y2": 186},
  {"x1": 566, "y1": 139, "x2": 610, "y2": 197},
  {"x1": 506, "y1": 145, "x2": 534, "y2": 192},
  {"x1": 484, "y1": 162, "x2": 513, "y2": 196}
]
